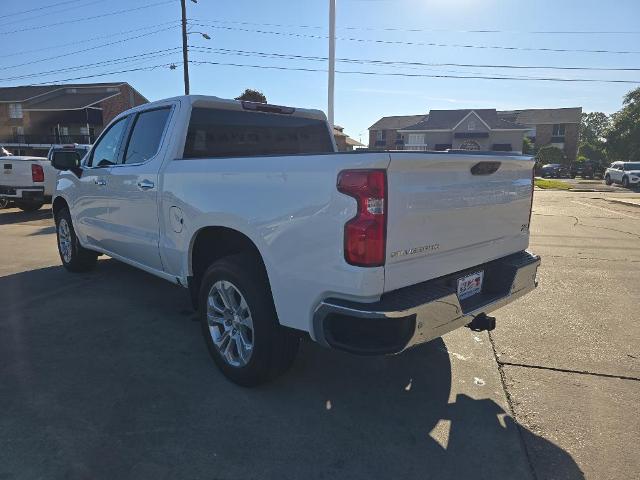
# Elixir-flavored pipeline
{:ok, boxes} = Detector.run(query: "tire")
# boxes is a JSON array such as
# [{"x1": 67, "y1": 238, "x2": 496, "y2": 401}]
[
  {"x1": 605, "y1": 175, "x2": 612, "y2": 186},
  {"x1": 622, "y1": 176, "x2": 630, "y2": 189},
  {"x1": 16, "y1": 200, "x2": 43, "y2": 212},
  {"x1": 199, "y1": 252, "x2": 300, "y2": 387},
  {"x1": 54, "y1": 208, "x2": 98, "y2": 272}
]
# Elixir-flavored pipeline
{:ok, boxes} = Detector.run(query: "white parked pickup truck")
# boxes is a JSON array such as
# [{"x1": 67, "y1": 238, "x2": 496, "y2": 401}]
[
  {"x1": 0, "y1": 155, "x2": 54, "y2": 211},
  {"x1": 50, "y1": 95, "x2": 540, "y2": 386}
]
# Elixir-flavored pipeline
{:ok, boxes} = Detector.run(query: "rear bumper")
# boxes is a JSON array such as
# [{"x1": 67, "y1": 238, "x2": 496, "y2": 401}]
[
  {"x1": 0, "y1": 185, "x2": 45, "y2": 201},
  {"x1": 313, "y1": 250, "x2": 540, "y2": 355}
]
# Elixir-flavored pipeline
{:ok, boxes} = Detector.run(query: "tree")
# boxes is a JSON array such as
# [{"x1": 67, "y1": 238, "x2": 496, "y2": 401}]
[
  {"x1": 580, "y1": 112, "x2": 610, "y2": 144},
  {"x1": 535, "y1": 145, "x2": 565, "y2": 165},
  {"x1": 578, "y1": 142, "x2": 608, "y2": 166},
  {"x1": 606, "y1": 87, "x2": 640, "y2": 162},
  {"x1": 235, "y1": 88, "x2": 267, "y2": 103},
  {"x1": 522, "y1": 137, "x2": 534, "y2": 155}
]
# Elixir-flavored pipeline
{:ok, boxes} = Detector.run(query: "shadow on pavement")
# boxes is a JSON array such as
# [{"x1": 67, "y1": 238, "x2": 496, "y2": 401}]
[
  {"x1": 0, "y1": 260, "x2": 584, "y2": 480},
  {"x1": 0, "y1": 206, "x2": 52, "y2": 226}
]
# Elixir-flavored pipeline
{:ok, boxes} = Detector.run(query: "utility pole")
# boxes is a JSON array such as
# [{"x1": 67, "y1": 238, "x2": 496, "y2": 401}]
[
  {"x1": 180, "y1": 0, "x2": 190, "y2": 95},
  {"x1": 328, "y1": 0, "x2": 336, "y2": 128}
]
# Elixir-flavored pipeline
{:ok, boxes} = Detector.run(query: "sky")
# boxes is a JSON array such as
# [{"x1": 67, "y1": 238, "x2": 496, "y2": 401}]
[{"x1": 3, "y1": 0, "x2": 640, "y2": 142}]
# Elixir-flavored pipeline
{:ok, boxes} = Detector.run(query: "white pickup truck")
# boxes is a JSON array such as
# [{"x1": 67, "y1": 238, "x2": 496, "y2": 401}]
[
  {"x1": 0, "y1": 155, "x2": 53, "y2": 211},
  {"x1": 50, "y1": 95, "x2": 540, "y2": 386}
]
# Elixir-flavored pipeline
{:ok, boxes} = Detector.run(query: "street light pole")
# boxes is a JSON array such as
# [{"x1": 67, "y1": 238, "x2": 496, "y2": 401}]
[
  {"x1": 328, "y1": 0, "x2": 336, "y2": 128},
  {"x1": 180, "y1": 0, "x2": 190, "y2": 95}
]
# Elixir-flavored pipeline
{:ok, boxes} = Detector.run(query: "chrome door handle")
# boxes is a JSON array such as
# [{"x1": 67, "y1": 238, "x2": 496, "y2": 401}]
[
  {"x1": 137, "y1": 179, "x2": 155, "y2": 190},
  {"x1": 94, "y1": 178, "x2": 106, "y2": 186}
]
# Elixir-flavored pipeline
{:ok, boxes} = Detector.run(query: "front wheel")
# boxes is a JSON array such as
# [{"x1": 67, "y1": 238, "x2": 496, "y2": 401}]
[
  {"x1": 16, "y1": 200, "x2": 43, "y2": 212},
  {"x1": 199, "y1": 253, "x2": 299, "y2": 387},
  {"x1": 55, "y1": 208, "x2": 98, "y2": 272},
  {"x1": 605, "y1": 175, "x2": 612, "y2": 186},
  {"x1": 622, "y1": 176, "x2": 630, "y2": 188}
]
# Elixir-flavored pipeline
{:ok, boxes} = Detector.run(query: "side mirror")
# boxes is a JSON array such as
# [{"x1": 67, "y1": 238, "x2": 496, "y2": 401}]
[{"x1": 51, "y1": 150, "x2": 81, "y2": 171}]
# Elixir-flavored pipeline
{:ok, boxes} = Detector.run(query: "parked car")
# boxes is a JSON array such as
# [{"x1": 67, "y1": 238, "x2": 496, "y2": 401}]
[
  {"x1": 539, "y1": 163, "x2": 570, "y2": 178},
  {"x1": 570, "y1": 161, "x2": 604, "y2": 179},
  {"x1": 0, "y1": 155, "x2": 55, "y2": 211},
  {"x1": 50, "y1": 95, "x2": 540, "y2": 386},
  {"x1": 604, "y1": 162, "x2": 640, "y2": 188}
]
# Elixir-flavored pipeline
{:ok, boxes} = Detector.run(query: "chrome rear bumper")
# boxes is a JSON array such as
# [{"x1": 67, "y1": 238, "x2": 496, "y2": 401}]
[{"x1": 313, "y1": 250, "x2": 540, "y2": 355}]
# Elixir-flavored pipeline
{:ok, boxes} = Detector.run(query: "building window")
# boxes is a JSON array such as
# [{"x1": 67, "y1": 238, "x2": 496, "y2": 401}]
[
  {"x1": 492, "y1": 144, "x2": 512, "y2": 151},
  {"x1": 468, "y1": 119, "x2": 477, "y2": 131},
  {"x1": 376, "y1": 130, "x2": 385, "y2": 142},
  {"x1": 407, "y1": 133, "x2": 425, "y2": 145},
  {"x1": 8, "y1": 103, "x2": 23, "y2": 119},
  {"x1": 80, "y1": 126, "x2": 89, "y2": 135},
  {"x1": 460, "y1": 140, "x2": 481, "y2": 150},
  {"x1": 552, "y1": 124, "x2": 565, "y2": 137},
  {"x1": 11, "y1": 126, "x2": 24, "y2": 139}
]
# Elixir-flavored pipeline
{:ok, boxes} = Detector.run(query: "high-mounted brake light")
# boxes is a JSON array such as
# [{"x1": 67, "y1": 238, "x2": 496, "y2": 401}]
[
  {"x1": 337, "y1": 169, "x2": 387, "y2": 267},
  {"x1": 31, "y1": 164, "x2": 44, "y2": 183}
]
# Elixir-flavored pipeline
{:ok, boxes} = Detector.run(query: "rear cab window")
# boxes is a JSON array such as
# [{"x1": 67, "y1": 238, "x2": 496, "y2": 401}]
[{"x1": 183, "y1": 107, "x2": 334, "y2": 158}]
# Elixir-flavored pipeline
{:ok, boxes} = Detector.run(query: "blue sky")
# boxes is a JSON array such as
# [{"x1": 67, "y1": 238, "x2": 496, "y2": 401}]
[{"x1": 3, "y1": 0, "x2": 640, "y2": 142}]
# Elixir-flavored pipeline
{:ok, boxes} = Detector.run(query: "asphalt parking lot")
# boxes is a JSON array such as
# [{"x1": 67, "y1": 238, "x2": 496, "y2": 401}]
[{"x1": 1, "y1": 190, "x2": 639, "y2": 480}]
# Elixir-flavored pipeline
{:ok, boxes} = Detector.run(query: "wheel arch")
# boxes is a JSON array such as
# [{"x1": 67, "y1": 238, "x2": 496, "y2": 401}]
[
  {"x1": 52, "y1": 196, "x2": 69, "y2": 219},
  {"x1": 188, "y1": 226, "x2": 270, "y2": 310}
]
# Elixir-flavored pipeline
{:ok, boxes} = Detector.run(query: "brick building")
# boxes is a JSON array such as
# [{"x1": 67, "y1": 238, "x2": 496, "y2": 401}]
[
  {"x1": 369, "y1": 107, "x2": 582, "y2": 161},
  {"x1": 0, "y1": 82, "x2": 147, "y2": 156}
]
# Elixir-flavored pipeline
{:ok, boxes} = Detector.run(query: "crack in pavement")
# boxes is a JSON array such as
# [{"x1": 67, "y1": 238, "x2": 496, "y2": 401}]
[
  {"x1": 496, "y1": 361, "x2": 640, "y2": 382},
  {"x1": 487, "y1": 332, "x2": 539, "y2": 480}
]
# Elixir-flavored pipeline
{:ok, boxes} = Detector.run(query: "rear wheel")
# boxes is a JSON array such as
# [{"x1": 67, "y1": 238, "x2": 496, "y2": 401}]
[
  {"x1": 622, "y1": 176, "x2": 630, "y2": 188},
  {"x1": 55, "y1": 208, "x2": 98, "y2": 272},
  {"x1": 199, "y1": 252, "x2": 299, "y2": 387},
  {"x1": 16, "y1": 200, "x2": 43, "y2": 212},
  {"x1": 605, "y1": 174, "x2": 612, "y2": 186}
]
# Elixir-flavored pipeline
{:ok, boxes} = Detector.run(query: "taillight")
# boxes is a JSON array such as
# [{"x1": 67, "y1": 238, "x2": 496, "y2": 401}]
[
  {"x1": 337, "y1": 169, "x2": 387, "y2": 267},
  {"x1": 31, "y1": 164, "x2": 44, "y2": 183}
]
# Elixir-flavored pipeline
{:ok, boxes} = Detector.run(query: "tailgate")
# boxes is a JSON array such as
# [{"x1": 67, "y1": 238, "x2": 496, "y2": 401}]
[
  {"x1": 1, "y1": 159, "x2": 34, "y2": 187},
  {"x1": 384, "y1": 152, "x2": 533, "y2": 292}
]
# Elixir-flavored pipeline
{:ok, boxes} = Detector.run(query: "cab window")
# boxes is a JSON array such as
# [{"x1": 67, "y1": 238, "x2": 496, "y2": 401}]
[
  {"x1": 89, "y1": 117, "x2": 129, "y2": 167},
  {"x1": 122, "y1": 108, "x2": 171, "y2": 165}
]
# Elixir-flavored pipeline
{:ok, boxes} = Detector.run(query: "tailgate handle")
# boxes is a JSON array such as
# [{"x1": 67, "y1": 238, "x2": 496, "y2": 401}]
[{"x1": 471, "y1": 161, "x2": 501, "y2": 175}]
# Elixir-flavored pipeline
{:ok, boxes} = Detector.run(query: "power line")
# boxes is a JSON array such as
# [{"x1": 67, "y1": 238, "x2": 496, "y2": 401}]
[
  {"x1": 12, "y1": 58, "x2": 639, "y2": 87},
  {"x1": 0, "y1": 48, "x2": 183, "y2": 82},
  {"x1": 1, "y1": 0, "x2": 177, "y2": 35},
  {"x1": 194, "y1": 18, "x2": 640, "y2": 35},
  {"x1": 0, "y1": 21, "x2": 179, "y2": 60},
  {"x1": 26, "y1": 62, "x2": 182, "y2": 86},
  {"x1": 189, "y1": 46, "x2": 640, "y2": 72},
  {"x1": 187, "y1": 58, "x2": 640, "y2": 83},
  {"x1": 4, "y1": 25, "x2": 178, "y2": 70},
  {"x1": 0, "y1": 0, "x2": 87, "y2": 20},
  {"x1": 0, "y1": 0, "x2": 105, "y2": 28},
  {"x1": 190, "y1": 21, "x2": 640, "y2": 55}
]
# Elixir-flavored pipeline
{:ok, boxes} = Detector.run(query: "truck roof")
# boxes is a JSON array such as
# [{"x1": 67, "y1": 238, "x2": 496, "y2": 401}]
[{"x1": 131, "y1": 95, "x2": 328, "y2": 123}]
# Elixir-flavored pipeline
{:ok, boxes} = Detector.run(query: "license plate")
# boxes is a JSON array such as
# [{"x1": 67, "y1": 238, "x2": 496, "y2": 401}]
[{"x1": 457, "y1": 271, "x2": 484, "y2": 300}]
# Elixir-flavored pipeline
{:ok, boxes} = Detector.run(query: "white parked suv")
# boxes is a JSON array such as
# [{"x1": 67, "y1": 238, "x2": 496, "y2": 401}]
[
  {"x1": 604, "y1": 161, "x2": 640, "y2": 188},
  {"x1": 50, "y1": 95, "x2": 540, "y2": 386}
]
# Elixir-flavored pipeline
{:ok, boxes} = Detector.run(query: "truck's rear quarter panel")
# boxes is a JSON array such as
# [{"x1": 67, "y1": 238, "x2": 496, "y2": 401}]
[{"x1": 161, "y1": 152, "x2": 391, "y2": 336}]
